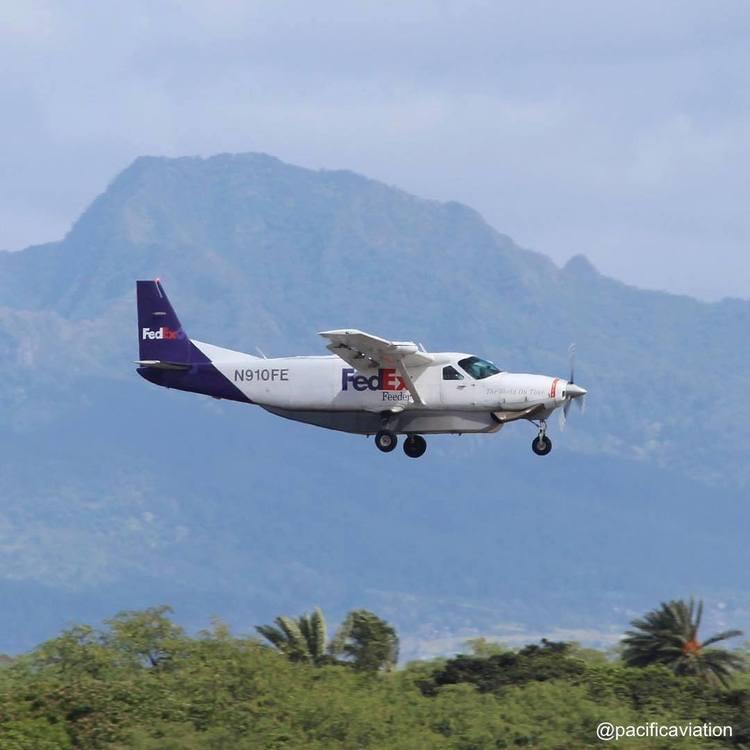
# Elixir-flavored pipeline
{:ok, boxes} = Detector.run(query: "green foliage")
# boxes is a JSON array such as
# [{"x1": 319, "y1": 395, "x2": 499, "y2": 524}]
[
  {"x1": 0, "y1": 719, "x2": 72, "y2": 750},
  {"x1": 329, "y1": 609, "x2": 400, "y2": 672},
  {"x1": 464, "y1": 637, "x2": 511, "y2": 658},
  {"x1": 426, "y1": 680, "x2": 711, "y2": 750},
  {"x1": 256, "y1": 607, "x2": 330, "y2": 665},
  {"x1": 257, "y1": 607, "x2": 399, "y2": 673},
  {"x1": 0, "y1": 607, "x2": 748, "y2": 749},
  {"x1": 104, "y1": 605, "x2": 185, "y2": 668},
  {"x1": 623, "y1": 599, "x2": 744, "y2": 687},
  {"x1": 422, "y1": 639, "x2": 587, "y2": 695},
  {"x1": 567, "y1": 641, "x2": 613, "y2": 665}
]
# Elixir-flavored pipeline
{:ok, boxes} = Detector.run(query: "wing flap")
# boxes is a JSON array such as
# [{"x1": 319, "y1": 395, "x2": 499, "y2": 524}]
[{"x1": 319, "y1": 329, "x2": 433, "y2": 405}]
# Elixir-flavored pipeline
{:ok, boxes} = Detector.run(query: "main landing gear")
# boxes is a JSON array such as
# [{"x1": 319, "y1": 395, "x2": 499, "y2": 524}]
[
  {"x1": 374, "y1": 430, "x2": 398, "y2": 453},
  {"x1": 403, "y1": 435, "x2": 427, "y2": 459},
  {"x1": 374, "y1": 430, "x2": 427, "y2": 458},
  {"x1": 531, "y1": 421, "x2": 552, "y2": 456}
]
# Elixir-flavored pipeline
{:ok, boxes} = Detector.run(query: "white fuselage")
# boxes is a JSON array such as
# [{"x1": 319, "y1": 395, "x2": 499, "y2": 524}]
[
  {"x1": 193, "y1": 341, "x2": 569, "y2": 435},
  {"x1": 135, "y1": 279, "x2": 586, "y2": 448}
]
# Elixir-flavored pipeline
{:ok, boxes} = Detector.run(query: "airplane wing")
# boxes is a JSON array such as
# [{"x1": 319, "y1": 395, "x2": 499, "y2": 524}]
[{"x1": 319, "y1": 329, "x2": 433, "y2": 405}]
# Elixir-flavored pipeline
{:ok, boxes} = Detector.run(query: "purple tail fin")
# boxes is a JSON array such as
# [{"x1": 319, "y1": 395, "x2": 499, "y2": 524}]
[{"x1": 137, "y1": 280, "x2": 194, "y2": 363}]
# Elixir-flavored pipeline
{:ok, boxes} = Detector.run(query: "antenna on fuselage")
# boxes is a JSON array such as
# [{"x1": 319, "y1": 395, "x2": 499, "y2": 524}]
[{"x1": 256, "y1": 347, "x2": 268, "y2": 359}]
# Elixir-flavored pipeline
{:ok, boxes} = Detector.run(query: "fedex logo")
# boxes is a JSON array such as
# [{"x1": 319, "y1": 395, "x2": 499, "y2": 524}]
[
  {"x1": 341, "y1": 367, "x2": 407, "y2": 392},
  {"x1": 142, "y1": 326, "x2": 185, "y2": 341}
]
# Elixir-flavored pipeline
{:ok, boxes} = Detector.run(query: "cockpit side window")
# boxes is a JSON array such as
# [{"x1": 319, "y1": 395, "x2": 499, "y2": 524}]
[
  {"x1": 442, "y1": 365, "x2": 464, "y2": 381},
  {"x1": 458, "y1": 356, "x2": 502, "y2": 380}
]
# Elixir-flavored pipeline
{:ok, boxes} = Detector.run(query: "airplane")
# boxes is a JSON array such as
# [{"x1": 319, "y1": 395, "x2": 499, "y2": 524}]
[{"x1": 135, "y1": 280, "x2": 587, "y2": 458}]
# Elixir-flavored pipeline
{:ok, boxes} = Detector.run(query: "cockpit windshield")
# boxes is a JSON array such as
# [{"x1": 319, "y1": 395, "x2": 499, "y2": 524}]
[{"x1": 458, "y1": 356, "x2": 502, "y2": 380}]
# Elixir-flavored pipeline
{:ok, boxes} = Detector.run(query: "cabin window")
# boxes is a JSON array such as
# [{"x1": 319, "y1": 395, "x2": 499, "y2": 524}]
[
  {"x1": 442, "y1": 365, "x2": 464, "y2": 381},
  {"x1": 458, "y1": 356, "x2": 501, "y2": 380}
]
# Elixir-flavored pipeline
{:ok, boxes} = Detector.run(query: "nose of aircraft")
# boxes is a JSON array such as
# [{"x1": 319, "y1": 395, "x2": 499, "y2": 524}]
[{"x1": 565, "y1": 383, "x2": 587, "y2": 398}]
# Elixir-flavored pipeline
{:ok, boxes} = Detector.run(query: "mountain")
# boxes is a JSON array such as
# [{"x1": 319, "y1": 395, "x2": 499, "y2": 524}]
[{"x1": 0, "y1": 153, "x2": 747, "y2": 657}]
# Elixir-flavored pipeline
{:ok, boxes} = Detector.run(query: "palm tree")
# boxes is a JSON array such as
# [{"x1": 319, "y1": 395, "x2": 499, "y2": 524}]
[
  {"x1": 256, "y1": 607, "x2": 329, "y2": 665},
  {"x1": 622, "y1": 598, "x2": 743, "y2": 686}
]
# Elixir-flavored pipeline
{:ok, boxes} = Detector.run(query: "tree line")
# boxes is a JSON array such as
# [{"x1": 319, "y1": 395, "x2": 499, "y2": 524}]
[{"x1": 0, "y1": 598, "x2": 747, "y2": 749}]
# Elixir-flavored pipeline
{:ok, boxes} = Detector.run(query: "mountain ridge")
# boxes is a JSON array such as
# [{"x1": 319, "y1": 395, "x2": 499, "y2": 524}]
[{"x1": 0, "y1": 152, "x2": 746, "y2": 656}]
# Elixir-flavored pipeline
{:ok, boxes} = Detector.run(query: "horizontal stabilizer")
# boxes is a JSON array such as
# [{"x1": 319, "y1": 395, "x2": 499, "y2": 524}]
[{"x1": 135, "y1": 360, "x2": 192, "y2": 371}]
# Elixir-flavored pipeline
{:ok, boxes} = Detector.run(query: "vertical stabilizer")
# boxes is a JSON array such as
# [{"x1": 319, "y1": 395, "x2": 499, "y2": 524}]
[{"x1": 136, "y1": 280, "x2": 194, "y2": 363}]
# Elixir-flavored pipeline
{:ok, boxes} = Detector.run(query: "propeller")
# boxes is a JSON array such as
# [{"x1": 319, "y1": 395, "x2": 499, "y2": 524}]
[{"x1": 559, "y1": 344, "x2": 587, "y2": 430}]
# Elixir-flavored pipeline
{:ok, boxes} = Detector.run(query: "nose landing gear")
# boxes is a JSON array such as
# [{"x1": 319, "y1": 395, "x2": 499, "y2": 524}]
[{"x1": 531, "y1": 421, "x2": 552, "y2": 456}]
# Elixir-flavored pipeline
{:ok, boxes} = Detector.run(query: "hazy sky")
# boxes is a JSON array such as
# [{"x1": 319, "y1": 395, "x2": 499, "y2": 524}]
[{"x1": 2, "y1": 1, "x2": 749, "y2": 299}]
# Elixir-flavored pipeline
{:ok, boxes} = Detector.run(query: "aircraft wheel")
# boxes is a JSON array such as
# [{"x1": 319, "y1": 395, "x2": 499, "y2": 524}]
[
  {"x1": 532, "y1": 435, "x2": 552, "y2": 456},
  {"x1": 375, "y1": 430, "x2": 398, "y2": 453},
  {"x1": 403, "y1": 435, "x2": 427, "y2": 458}
]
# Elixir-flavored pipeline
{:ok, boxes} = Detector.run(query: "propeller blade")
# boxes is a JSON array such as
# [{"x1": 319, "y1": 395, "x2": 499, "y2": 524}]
[
  {"x1": 568, "y1": 343, "x2": 576, "y2": 384},
  {"x1": 561, "y1": 345, "x2": 585, "y2": 429},
  {"x1": 560, "y1": 392, "x2": 574, "y2": 431}
]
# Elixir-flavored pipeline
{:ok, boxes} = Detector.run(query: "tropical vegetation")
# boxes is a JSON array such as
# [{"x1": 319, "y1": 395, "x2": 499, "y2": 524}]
[
  {"x1": 0, "y1": 600, "x2": 747, "y2": 749},
  {"x1": 623, "y1": 598, "x2": 744, "y2": 686},
  {"x1": 255, "y1": 606, "x2": 399, "y2": 671},
  {"x1": 255, "y1": 607, "x2": 331, "y2": 665}
]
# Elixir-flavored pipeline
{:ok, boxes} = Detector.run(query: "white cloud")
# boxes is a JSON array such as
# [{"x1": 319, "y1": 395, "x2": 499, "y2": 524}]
[{"x1": 1, "y1": 0, "x2": 750, "y2": 298}]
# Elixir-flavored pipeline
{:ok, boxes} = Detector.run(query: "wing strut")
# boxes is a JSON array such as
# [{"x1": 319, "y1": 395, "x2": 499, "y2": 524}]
[{"x1": 396, "y1": 361, "x2": 426, "y2": 406}]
